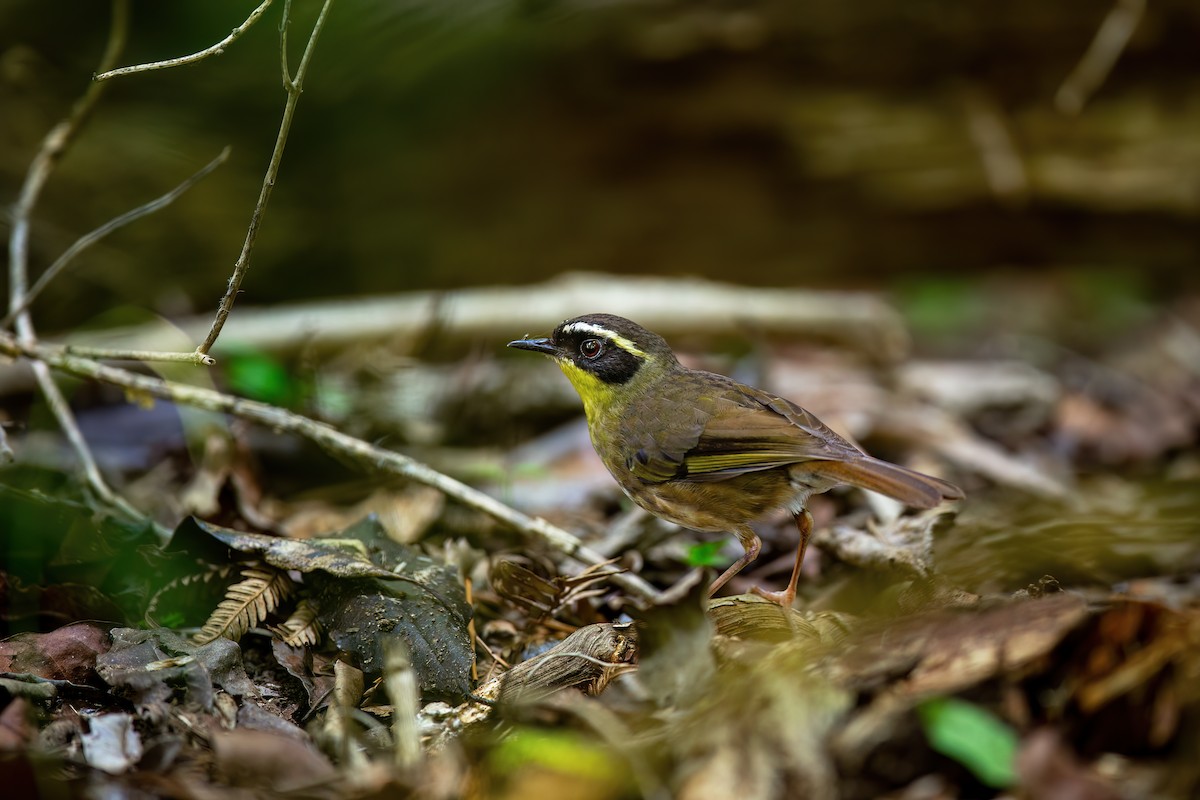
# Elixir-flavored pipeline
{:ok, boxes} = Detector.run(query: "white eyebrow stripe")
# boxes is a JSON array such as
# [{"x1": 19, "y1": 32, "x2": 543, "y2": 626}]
[
  {"x1": 561, "y1": 322, "x2": 613, "y2": 337},
  {"x1": 560, "y1": 321, "x2": 646, "y2": 358}
]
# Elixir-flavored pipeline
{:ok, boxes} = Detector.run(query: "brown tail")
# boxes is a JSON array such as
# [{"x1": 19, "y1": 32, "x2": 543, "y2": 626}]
[{"x1": 813, "y1": 456, "x2": 963, "y2": 509}]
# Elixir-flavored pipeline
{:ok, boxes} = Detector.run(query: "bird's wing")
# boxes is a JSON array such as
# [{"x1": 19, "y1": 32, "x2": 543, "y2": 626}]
[{"x1": 627, "y1": 373, "x2": 863, "y2": 484}]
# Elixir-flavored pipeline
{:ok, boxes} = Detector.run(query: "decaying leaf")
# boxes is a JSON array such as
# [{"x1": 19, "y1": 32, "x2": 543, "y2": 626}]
[
  {"x1": 0, "y1": 621, "x2": 111, "y2": 685},
  {"x1": 158, "y1": 516, "x2": 474, "y2": 699},
  {"x1": 318, "y1": 573, "x2": 472, "y2": 701},
  {"x1": 166, "y1": 517, "x2": 401, "y2": 581},
  {"x1": 97, "y1": 628, "x2": 259, "y2": 712},
  {"x1": 314, "y1": 517, "x2": 474, "y2": 700},
  {"x1": 493, "y1": 622, "x2": 638, "y2": 706},
  {"x1": 271, "y1": 639, "x2": 337, "y2": 713},
  {"x1": 420, "y1": 622, "x2": 639, "y2": 751}
]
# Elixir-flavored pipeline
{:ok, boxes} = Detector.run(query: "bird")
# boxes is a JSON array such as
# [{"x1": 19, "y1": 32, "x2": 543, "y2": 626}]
[{"x1": 508, "y1": 313, "x2": 963, "y2": 606}]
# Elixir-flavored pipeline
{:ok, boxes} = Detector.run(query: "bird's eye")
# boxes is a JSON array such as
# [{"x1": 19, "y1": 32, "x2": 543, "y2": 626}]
[{"x1": 580, "y1": 338, "x2": 603, "y2": 359}]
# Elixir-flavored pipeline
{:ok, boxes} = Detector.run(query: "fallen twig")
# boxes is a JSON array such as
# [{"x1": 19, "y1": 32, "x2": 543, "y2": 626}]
[{"x1": 61, "y1": 345, "x2": 216, "y2": 366}]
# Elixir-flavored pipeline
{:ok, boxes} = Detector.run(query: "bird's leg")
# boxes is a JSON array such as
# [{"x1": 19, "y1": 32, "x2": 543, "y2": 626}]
[
  {"x1": 707, "y1": 528, "x2": 761, "y2": 598},
  {"x1": 750, "y1": 509, "x2": 813, "y2": 607}
]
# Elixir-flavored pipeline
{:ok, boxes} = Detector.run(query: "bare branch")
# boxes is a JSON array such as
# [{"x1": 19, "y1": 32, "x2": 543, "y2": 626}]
[
  {"x1": 93, "y1": 0, "x2": 276, "y2": 82},
  {"x1": 195, "y1": 0, "x2": 336, "y2": 358},
  {"x1": 280, "y1": 0, "x2": 294, "y2": 90},
  {"x1": 3, "y1": 148, "x2": 230, "y2": 330},
  {"x1": 1056, "y1": 0, "x2": 1146, "y2": 115},
  {"x1": 0, "y1": 332, "x2": 665, "y2": 605},
  {"x1": 6, "y1": 0, "x2": 137, "y2": 518},
  {"x1": 61, "y1": 346, "x2": 216, "y2": 367},
  {"x1": 26, "y1": 359, "x2": 144, "y2": 519}
]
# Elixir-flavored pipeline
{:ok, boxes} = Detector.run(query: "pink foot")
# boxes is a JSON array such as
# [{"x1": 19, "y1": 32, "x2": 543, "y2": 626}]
[{"x1": 749, "y1": 585, "x2": 796, "y2": 607}]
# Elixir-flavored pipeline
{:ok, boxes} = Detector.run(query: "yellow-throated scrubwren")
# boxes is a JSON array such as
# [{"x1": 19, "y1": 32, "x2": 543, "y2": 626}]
[{"x1": 509, "y1": 313, "x2": 963, "y2": 606}]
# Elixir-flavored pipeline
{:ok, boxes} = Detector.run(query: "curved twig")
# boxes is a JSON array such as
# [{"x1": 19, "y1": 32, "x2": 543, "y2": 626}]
[
  {"x1": 2, "y1": 148, "x2": 230, "y2": 330},
  {"x1": 93, "y1": 0, "x2": 276, "y2": 81},
  {"x1": 195, "y1": 0, "x2": 336, "y2": 358}
]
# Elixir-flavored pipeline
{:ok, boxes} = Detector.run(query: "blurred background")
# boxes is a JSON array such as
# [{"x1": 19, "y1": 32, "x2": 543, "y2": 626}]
[
  {"x1": 4, "y1": 8, "x2": 1200, "y2": 795},
  {"x1": 3, "y1": 0, "x2": 1198, "y2": 344}
]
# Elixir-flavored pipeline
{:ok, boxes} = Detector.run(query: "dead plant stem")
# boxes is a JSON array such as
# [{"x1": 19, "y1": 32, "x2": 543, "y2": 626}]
[
  {"x1": 94, "y1": 0, "x2": 276, "y2": 81},
  {"x1": 6, "y1": 0, "x2": 138, "y2": 518},
  {"x1": 195, "y1": 0, "x2": 336, "y2": 358}
]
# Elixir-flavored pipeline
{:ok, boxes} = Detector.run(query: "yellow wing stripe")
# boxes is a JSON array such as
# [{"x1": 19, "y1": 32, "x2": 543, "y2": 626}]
[{"x1": 685, "y1": 451, "x2": 800, "y2": 474}]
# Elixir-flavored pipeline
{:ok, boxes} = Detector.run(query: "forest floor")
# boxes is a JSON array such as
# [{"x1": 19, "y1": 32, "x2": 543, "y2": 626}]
[{"x1": 3, "y1": 281, "x2": 1199, "y2": 800}]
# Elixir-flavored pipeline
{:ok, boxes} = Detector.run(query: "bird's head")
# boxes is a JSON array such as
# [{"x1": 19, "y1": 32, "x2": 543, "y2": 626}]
[{"x1": 508, "y1": 313, "x2": 678, "y2": 417}]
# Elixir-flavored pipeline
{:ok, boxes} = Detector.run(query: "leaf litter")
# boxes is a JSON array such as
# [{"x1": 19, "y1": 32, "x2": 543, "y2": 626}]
[{"x1": 1, "y1": 295, "x2": 1199, "y2": 798}]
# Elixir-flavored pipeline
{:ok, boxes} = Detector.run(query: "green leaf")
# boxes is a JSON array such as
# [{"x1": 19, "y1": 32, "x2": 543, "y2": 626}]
[
  {"x1": 224, "y1": 348, "x2": 293, "y2": 405},
  {"x1": 918, "y1": 697, "x2": 1017, "y2": 788},
  {"x1": 685, "y1": 540, "x2": 727, "y2": 568},
  {"x1": 489, "y1": 728, "x2": 618, "y2": 782}
]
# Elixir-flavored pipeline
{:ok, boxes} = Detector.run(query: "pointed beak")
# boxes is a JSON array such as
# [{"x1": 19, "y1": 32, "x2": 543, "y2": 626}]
[{"x1": 507, "y1": 336, "x2": 557, "y2": 356}]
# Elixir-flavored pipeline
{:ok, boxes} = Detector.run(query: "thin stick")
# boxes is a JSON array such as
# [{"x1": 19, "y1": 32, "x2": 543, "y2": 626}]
[
  {"x1": 2, "y1": 148, "x2": 230, "y2": 330},
  {"x1": 61, "y1": 345, "x2": 216, "y2": 366},
  {"x1": 279, "y1": 0, "x2": 294, "y2": 91},
  {"x1": 1056, "y1": 0, "x2": 1146, "y2": 115},
  {"x1": 93, "y1": 0, "x2": 276, "y2": 82},
  {"x1": 0, "y1": 333, "x2": 664, "y2": 605},
  {"x1": 6, "y1": 0, "x2": 139, "y2": 520},
  {"x1": 195, "y1": 0, "x2": 336, "y2": 359}
]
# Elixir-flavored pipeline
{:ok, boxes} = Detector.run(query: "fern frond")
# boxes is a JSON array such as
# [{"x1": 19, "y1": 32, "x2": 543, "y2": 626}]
[
  {"x1": 194, "y1": 566, "x2": 293, "y2": 644},
  {"x1": 271, "y1": 598, "x2": 323, "y2": 647},
  {"x1": 146, "y1": 564, "x2": 234, "y2": 626}
]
